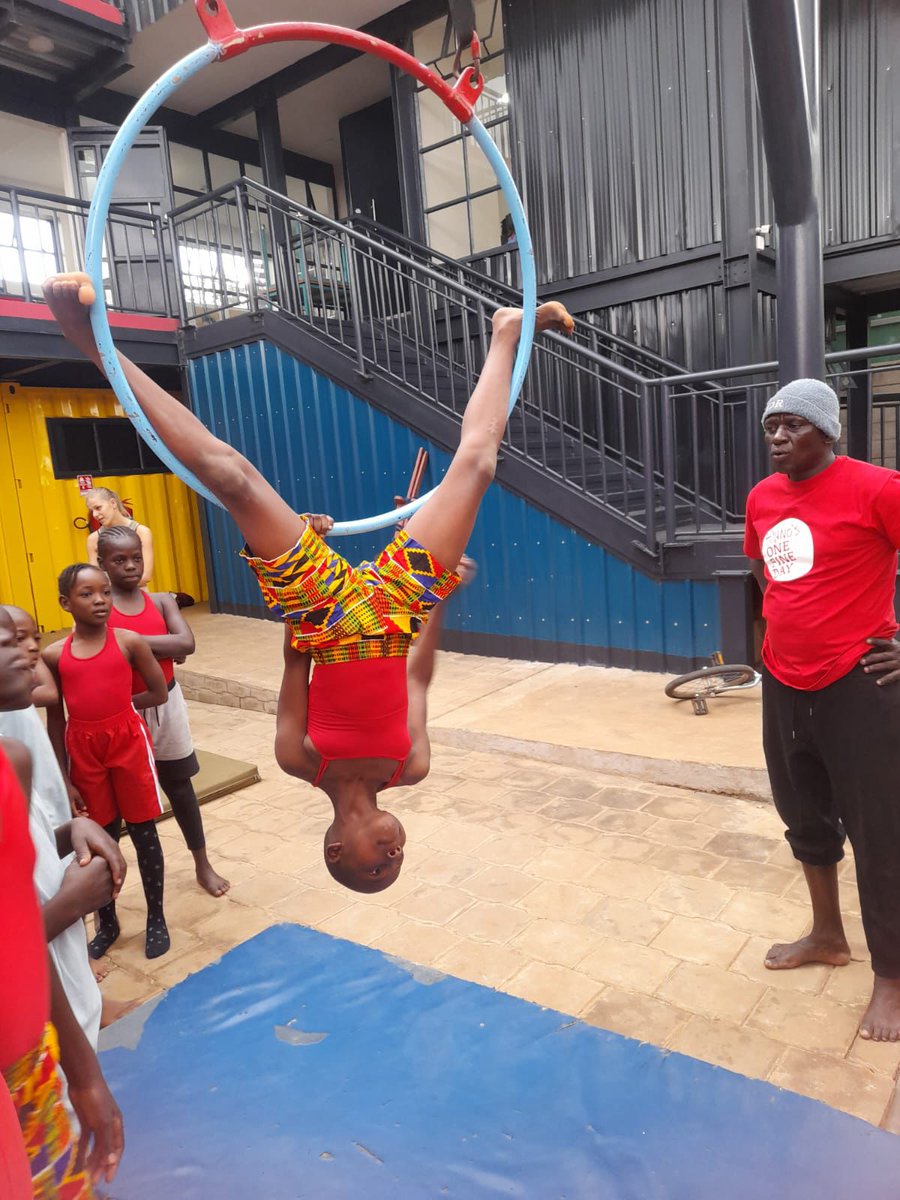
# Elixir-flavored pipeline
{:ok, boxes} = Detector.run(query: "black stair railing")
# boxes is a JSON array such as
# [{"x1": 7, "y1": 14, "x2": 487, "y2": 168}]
[{"x1": 165, "y1": 179, "x2": 752, "y2": 550}]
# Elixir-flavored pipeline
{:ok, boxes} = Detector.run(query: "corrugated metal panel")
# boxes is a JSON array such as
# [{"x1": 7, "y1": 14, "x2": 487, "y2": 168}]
[
  {"x1": 588, "y1": 284, "x2": 726, "y2": 372},
  {"x1": 0, "y1": 384, "x2": 207, "y2": 633},
  {"x1": 821, "y1": 0, "x2": 900, "y2": 246},
  {"x1": 188, "y1": 342, "x2": 721, "y2": 669},
  {"x1": 506, "y1": 0, "x2": 721, "y2": 284}
]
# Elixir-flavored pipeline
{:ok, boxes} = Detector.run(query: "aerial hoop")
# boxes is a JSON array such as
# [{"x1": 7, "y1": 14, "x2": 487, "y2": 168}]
[{"x1": 84, "y1": 0, "x2": 536, "y2": 536}]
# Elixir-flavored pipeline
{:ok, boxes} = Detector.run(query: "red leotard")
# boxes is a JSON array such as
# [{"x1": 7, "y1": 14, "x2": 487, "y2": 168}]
[
  {"x1": 0, "y1": 748, "x2": 49, "y2": 1072},
  {"x1": 108, "y1": 593, "x2": 174, "y2": 694},
  {"x1": 307, "y1": 658, "x2": 411, "y2": 788},
  {"x1": 58, "y1": 627, "x2": 135, "y2": 720}
]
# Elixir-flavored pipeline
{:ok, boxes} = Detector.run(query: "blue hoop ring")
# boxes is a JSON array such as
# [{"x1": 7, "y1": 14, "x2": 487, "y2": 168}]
[{"x1": 84, "y1": 41, "x2": 536, "y2": 536}]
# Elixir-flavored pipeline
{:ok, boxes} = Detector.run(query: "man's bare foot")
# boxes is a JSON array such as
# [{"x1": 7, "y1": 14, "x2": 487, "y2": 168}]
[
  {"x1": 41, "y1": 272, "x2": 98, "y2": 357},
  {"x1": 195, "y1": 854, "x2": 230, "y2": 898},
  {"x1": 765, "y1": 934, "x2": 851, "y2": 970},
  {"x1": 859, "y1": 976, "x2": 900, "y2": 1041},
  {"x1": 491, "y1": 302, "x2": 575, "y2": 340}
]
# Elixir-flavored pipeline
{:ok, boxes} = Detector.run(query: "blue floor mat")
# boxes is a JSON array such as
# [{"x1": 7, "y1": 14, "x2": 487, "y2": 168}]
[{"x1": 98, "y1": 923, "x2": 900, "y2": 1199}]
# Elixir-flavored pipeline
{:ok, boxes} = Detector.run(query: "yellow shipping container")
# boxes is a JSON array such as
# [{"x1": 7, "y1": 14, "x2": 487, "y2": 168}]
[{"x1": 0, "y1": 383, "x2": 207, "y2": 633}]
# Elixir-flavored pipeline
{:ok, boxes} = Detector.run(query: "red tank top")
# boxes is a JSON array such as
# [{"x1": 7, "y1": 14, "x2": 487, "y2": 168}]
[
  {"x1": 108, "y1": 593, "x2": 174, "y2": 693},
  {"x1": 0, "y1": 748, "x2": 49, "y2": 1070},
  {"x1": 59, "y1": 628, "x2": 135, "y2": 721},
  {"x1": 307, "y1": 658, "x2": 411, "y2": 788}
]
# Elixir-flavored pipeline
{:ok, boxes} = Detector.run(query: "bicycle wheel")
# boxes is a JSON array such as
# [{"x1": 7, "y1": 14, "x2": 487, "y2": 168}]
[{"x1": 665, "y1": 665, "x2": 758, "y2": 700}]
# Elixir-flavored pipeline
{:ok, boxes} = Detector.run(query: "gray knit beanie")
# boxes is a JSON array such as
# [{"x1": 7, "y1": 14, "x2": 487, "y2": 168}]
[{"x1": 761, "y1": 378, "x2": 841, "y2": 440}]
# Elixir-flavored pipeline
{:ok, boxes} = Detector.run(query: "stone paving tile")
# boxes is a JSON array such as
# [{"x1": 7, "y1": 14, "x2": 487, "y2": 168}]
[
  {"x1": 578, "y1": 940, "x2": 679, "y2": 994},
  {"x1": 747, "y1": 989, "x2": 863, "y2": 1057},
  {"x1": 666, "y1": 1016, "x2": 784, "y2": 1081},
  {"x1": 582, "y1": 987, "x2": 689, "y2": 1046},
  {"x1": 769, "y1": 1048, "x2": 894, "y2": 1127},
  {"x1": 504, "y1": 962, "x2": 604, "y2": 1015},
  {"x1": 97, "y1": 697, "x2": 897, "y2": 1134},
  {"x1": 657, "y1": 962, "x2": 766, "y2": 1024},
  {"x1": 650, "y1": 915, "x2": 748, "y2": 969}
]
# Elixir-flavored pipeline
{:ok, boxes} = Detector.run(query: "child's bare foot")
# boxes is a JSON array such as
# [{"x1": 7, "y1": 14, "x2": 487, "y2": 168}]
[
  {"x1": 491, "y1": 302, "x2": 575, "y2": 340},
  {"x1": 764, "y1": 933, "x2": 851, "y2": 970},
  {"x1": 195, "y1": 853, "x2": 230, "y2": 898},
  {"x1": 859, "y1": 976, "x2": 900, "y2": 1041},
  {"x1": 99, "y1": 995, "x2": 141, "y2": 1029},
  {"x1": 93, "y1": 957, "x2": 114, "y2": 983},
  {"x1": 42, "y1": 272, "x2": 99, "y2": 357}
]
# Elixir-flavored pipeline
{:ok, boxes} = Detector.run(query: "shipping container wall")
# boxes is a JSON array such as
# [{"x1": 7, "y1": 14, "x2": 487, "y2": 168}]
[
  {"x1": 0, "y1": 384, "x2": 207, "y2": 632},
  {"x1": 505, "y1": 0, "x2": 722, "y2": 284},
  {"x1": 188, "y1": 342, "x2": 721, "y2": 670},
  {"x1": 821, "y1": 0, "x2": 900, "y2": 247},
  {"x1": 505, "y1": 0, "x2": 899, "y2": 276}
]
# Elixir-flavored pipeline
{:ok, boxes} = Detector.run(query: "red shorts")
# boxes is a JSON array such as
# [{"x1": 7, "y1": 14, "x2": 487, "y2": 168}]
[{"x1": 65, "y1": 708, "x2": 164, "y2": 827}]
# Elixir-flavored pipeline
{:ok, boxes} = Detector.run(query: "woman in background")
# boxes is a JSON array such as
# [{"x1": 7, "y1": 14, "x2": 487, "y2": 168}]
[{"x1": 83, "y1": 488, "x2": 154, "y2": 586}]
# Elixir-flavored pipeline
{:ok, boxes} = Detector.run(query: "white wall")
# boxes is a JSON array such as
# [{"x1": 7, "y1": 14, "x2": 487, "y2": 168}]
[{"x1": 0, "y1": 113, "x2": 69, "y2": 194}]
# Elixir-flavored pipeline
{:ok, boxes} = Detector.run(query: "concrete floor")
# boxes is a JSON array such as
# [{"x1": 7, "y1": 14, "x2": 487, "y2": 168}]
[{"x1": 94, "y1": 607, "x2": 900, "y2": 1135}]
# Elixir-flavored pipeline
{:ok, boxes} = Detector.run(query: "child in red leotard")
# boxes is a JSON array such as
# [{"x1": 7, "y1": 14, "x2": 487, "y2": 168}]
[
  {"x1": 43, "y1": 564, "x2": 171, "y2": 960},
  {"x1": 44, "y1": 271, "x2": 574, "y2": 894},
  {"x1": 98, "y1": 525, "x2": 230, "y2": 898}
]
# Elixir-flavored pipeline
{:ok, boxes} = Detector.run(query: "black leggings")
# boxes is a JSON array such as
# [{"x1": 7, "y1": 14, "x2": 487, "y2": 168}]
[
  {"x1": 763, "y1": 664, "x2": 900, "y2": 977},
  {"x1": 160, "y1": 776, "x2": 206, "y2": 853},
  {"x1": 92, "y1": 818, "x2": 168, "y2": 956}
]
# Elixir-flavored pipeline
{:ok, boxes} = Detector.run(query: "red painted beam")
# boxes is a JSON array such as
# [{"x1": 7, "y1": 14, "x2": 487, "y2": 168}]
[
  {"x1": 56, "y1": 0, "x2": 124, "y2": 25},
  {"x1": 0, "y1": 298, "x2": 178, "y2": 332}
]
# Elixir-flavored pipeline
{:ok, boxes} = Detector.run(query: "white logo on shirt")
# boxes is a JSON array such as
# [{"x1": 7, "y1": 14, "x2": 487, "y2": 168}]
[{"x1": 762, "y1": 518, "x2": 814, "y2": 581}]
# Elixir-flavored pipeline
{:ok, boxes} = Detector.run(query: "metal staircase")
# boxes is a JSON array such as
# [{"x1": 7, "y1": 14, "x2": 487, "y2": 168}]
[{"x1": 169, "y1": 178, "x2": 746, "y2": 576}]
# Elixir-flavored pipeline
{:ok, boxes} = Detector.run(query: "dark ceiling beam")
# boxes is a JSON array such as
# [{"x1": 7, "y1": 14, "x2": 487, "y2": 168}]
[
  {"x1": 72, "y1": 47, "x2": 131, "y2": 101},
  {"x1": 80, "y1": 86, "x2": 335, "y2": 188},
  {"x1": 198, "y1": 0, "x2": 448, "y2": 128}
]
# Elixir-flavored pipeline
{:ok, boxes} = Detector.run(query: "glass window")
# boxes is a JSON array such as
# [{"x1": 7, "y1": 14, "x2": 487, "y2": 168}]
[
  {"x1": 309, "y1": 183, "x2": 335, "y2": 218},
  {"x1": 46, "y1": 418, "x2": 169, "y2": 478},
  {"x1": 207, "y1": 153, "x2": 239, "y2": 188},
  {"x1": 413, "y1": 0, "x2": 510, "y2": 261},
  {"x1": 422, "y1": 140, "x2": 466, "y2": 209},
  {"x1": 427, "y1": 203, "x2": 470, "y2": 260},
  {"x1": 168, "y1": 143, "x2": 207, "y2": 194},
  {"x1": 243, "y1": 162, "x2": 264, "y2": 184}
]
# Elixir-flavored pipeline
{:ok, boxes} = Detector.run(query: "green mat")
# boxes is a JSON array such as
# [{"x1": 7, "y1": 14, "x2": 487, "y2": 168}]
[{"x1": 157, "y1": 749, "x2": 259, "y2": 820}]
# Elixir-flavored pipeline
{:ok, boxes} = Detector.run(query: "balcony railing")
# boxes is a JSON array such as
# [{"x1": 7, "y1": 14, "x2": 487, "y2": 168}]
[{"x1": 0, "y1": 185, "x2": 172, "y2": 316}]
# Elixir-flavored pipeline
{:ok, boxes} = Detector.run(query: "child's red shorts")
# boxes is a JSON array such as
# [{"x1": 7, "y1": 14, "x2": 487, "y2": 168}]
[{"x1": 65, "y1": 708, "x2": 164, "y2": 827}]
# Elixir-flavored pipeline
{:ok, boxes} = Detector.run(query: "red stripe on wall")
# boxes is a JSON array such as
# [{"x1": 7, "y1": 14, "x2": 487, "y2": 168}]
[
  {"x1": 57, "y1": 0, "x2": 124, "y2": 25},
  {"x1": 0, "y1": 298, "x2": 178, "y2": 332}
]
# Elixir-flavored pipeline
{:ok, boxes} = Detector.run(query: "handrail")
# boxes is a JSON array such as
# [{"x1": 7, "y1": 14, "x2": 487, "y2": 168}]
[
  {"x1": 0, "y1": 183, "x2": 159, "y2": 222},
  {"x1": 345, "y1": 212, "x2": 698, "y2": 380},
  {"x1": 169, "y1": 179, "x2": 647, "y2": 385},
  {"x1": 648, "y1": 341, "x2": 900, "y2": 388}
]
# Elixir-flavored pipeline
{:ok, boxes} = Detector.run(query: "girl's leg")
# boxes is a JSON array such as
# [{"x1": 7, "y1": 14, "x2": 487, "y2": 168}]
[
  {"x1": 126, "y1": 820, "x2": 170, "y2": 960},
  {"x1": 88, "y1": 820, "x2": 122, "y2": 960},
  {"x1": 405, "y1": 303, "x2": 572, "y2": 570},
  {"x1": 162, "y1": 777, "x2": 230, "y2": 898},
  {"x1": 43, "y1": 274, "x2": 304, "y2": 561}
]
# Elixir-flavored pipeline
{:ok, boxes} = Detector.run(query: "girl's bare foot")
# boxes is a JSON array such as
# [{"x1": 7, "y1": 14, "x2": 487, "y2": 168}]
[
  {"x1": 41, "y1": 272, "x2": 98, "y2": 357},
  {"x1": 859, "y1": 976, "x2": 900, "y2": 1041},
  {"x1": 194, "y1": 852, "x2": 230, "y2": 898},
  {"x1": 491, "y1": 302, "x2": 575, "y2": 340},
  {"x1": 764, "y1": 934, "x2": 851, "y2": 970}
]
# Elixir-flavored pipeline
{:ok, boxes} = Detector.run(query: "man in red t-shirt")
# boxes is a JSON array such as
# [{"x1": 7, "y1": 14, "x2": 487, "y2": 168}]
[{"x1": 745, "y1": 376, "x2": 900, "y2": 1042}]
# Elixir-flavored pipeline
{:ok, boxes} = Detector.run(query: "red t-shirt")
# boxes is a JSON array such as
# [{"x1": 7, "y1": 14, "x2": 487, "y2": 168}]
[
  {"x1": 744, "y1": 456, "x2": 900, "y2": 690},
  {"x1": 0, "y1": 747, "x2": 50, "y2": 1071}
]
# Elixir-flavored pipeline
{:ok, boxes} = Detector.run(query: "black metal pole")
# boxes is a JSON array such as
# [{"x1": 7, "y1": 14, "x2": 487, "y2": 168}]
[{"x1": 745, "y1": 0, "x2": 825, "y2": 385}]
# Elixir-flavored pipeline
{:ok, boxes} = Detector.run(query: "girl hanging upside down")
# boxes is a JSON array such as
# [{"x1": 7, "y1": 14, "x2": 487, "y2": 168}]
[{"x1": 43, "y1": 272, "x2": 574, "y2": 894}]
